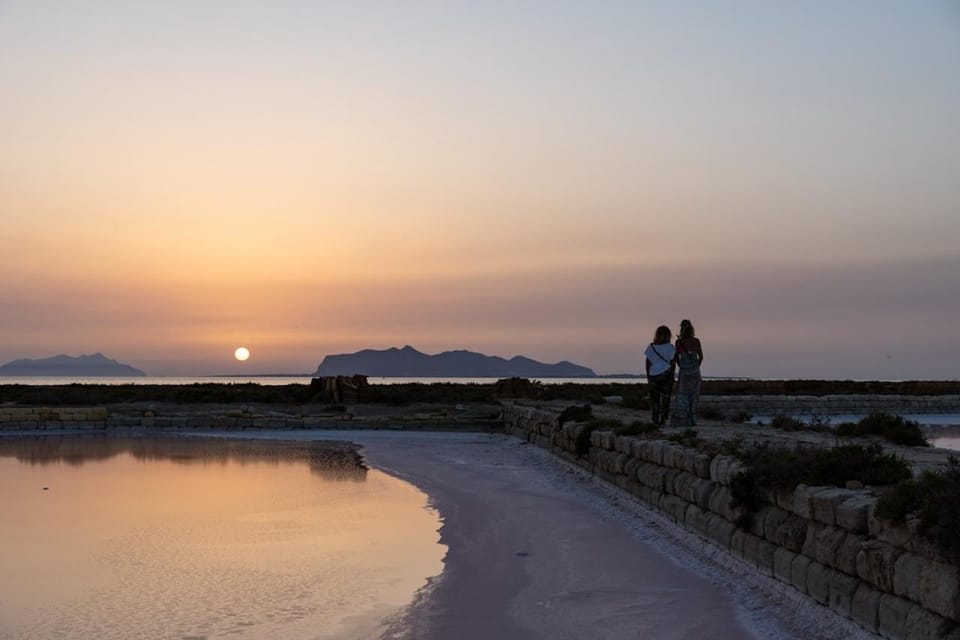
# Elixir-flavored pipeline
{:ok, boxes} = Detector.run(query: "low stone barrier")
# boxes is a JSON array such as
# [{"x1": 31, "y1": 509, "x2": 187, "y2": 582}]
[
  {"x1": 502, "y1": 404, "x2": 960, "y2": 640},
  {"x1": 699, "y1": 395, "x2": 960, "y2": 417}
]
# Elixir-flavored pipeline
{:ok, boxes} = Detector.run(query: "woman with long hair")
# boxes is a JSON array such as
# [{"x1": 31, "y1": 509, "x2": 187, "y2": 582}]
[
  {"x1": 644, "y1": 325, "x2": 675, "y2": 425},
  {"x1": 672, "y1": 319, "x2": 703, "y2": 426}
]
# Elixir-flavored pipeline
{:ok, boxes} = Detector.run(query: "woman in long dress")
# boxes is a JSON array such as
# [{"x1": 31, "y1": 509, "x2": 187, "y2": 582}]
[{"x1": 672, "y1": 319, "x2": 704, "y2": 426}]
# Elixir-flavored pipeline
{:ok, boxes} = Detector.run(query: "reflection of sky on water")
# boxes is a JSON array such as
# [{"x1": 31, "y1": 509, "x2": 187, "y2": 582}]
[
  {"x1": 0, "y1": 436, "x2": 444, "y2": 640},
  {"x1": 0, "y1": 435, "x2": 367, "y2": 481}
]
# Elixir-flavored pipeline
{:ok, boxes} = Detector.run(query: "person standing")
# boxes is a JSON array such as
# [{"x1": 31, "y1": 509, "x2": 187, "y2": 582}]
[
  {"x1": 644, "y1": 325, "x2": 675, "y2": 425},
  {"x1": 672, "y1": 319, "x2": 704, "y2": 426}
]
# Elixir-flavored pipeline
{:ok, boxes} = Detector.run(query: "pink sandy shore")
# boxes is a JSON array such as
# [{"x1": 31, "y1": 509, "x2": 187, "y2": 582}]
[{"x1": 190, "y1": 430, "x2": 873, "y2": 640}]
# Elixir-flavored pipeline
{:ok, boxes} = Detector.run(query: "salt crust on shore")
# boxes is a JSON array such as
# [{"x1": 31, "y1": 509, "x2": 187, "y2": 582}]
[{"x1": 188, "y1": 430, "x2": 875, "y2": 640}]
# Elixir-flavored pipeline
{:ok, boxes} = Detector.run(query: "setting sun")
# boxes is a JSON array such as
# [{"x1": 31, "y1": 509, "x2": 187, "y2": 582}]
[{"x1": 234, "y1": 347, "x2": 250, "y2": 362}]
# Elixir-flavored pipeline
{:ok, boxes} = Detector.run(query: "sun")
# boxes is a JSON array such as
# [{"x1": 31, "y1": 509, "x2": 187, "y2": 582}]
[{"x1": 234, "y1": 347, "x2": 250, "y2": 361}]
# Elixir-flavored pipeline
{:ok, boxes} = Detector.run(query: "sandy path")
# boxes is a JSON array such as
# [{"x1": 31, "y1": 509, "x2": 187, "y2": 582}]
[{"x1": 189, "y1": 430, "x2": 871, "y2": 640}]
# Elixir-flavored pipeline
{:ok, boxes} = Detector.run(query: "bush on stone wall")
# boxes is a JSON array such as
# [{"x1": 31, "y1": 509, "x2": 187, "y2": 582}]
[
  {"x1": 876, "y1": 456, "x2": 960, "y2": 558},
  {"x1": 730, "y1": 443, "x2": 912, "y2": 526},
  {"x1": 834, "y1": 412, "x2": 929, "y2": 447}
]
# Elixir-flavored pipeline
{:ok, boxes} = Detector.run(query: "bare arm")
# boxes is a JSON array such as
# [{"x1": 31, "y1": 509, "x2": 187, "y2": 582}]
[
  {"x1": 645, "y1": 358, "x2": 652, "y2": 377},
  {"x1": 696, "y1": 339, "x2": 704, "y2": 367}
]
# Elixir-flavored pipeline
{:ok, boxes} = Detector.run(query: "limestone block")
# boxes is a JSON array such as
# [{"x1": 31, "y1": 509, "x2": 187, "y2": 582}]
[
  {"x1": 590, "y1": 430, "x2": 603, "y2": 447},
  {"x1": 730, "y1": 529, "x2": 747, "y2": 561},
  {"x1": 630, "y1": 439, "x2": 646, "y2": 459},
  {"x1": 685, "y1": 504, "x2": 710, "y2": 538},
  {"x1": 857, "y1": 542, "x2": 902, "y2": 593},
  {"x1": 829, "y1": 571, "x2": 860, "y2": 618},
  {"x1": 791, "y1": 554, "x2": 812, "y2": 594},
  {"x1": 708, "y1": 486, "x2": 734, "y2": 521},
  {"x1": 615, "y1": 435, "x2": 633, "y2": 454},
  {"x1": 761, "y1": 507, "x2": 791, "y2": 545},
  {"x1": 812, "y1": 487, "x2": 856, "y2": 526},
  {"x1": 919, "y1": 559, "x2": 960, "y2": 621},
  {"x1": 835, "y1": 494, "x2": 874, "y2": 534},
  {"x1": 723, "y1": 460, "x2": 745, "y2": 485},
  {"x1": 692, "y1": 453, "x2": 712, "y2": 479},
  {"x1": 758, "y1": 540, "x2": 776, "y2": 576},
  {"x1": 692, "y1": 479, "x2": 716, "y2": 510},
  {"x1": 879, "y1": 594, "x2": 914, "y2": 640},
  {"x1": 893, "y1": 553, "x2": 924, "y2": 603},
  {"x1": 742, "y1": 533, "x2": 762, "y2": 569},
  {"x1": 774, "y1": 547, "x2": 796, "y2": 584},
  {"x1": 673, "y1": 471, "x2": 697, "y2": 501},
  {"x1": 792, "y1": 484, "x2": 819, "y2": 520},
  {"x1": 661, "y1": 495, "x2": 686, "y2": 523},
  {"x1": 647, "y1": 441, "x2": 665, "y2": 465},
  {"x1": 707, "y1": 514, "x2": 736, "y2": 550},
  {"x1": 772, "y1": 515, "x2": 811, "y2": 554},
  {"x1": 748, "y1": 506, "x2": 770, "y2": 538},
  {"x1": 806, "y1": 562, "x2": 832, "y2": 605},
  {"x1": 852, "y1": 584, "x2": 883, "y2": 633},
  {"x1": 905, "y1": 604, "x2": 957, "y2": 640},
  {"x1": 663, "y1": 468, "x2": 681, "y2": 495},
  {"x1": 835, "y1": 534, "x2": 865, "y2": 576},
  {"x1": 613, "y1": 453, "x2": 629, "y2": 475},
  {"x1": 623, "y1": 457, "x2": 641, "y2": 479},
  {"x1": 709, "y1": 455, "x2": 728, "y2": 483},
  {"x1": 803, "y1": 525, "x2": 846, "y2": 569},
  {"x1": 601, "y1": 432, "x2": 616, "y2": 450}
]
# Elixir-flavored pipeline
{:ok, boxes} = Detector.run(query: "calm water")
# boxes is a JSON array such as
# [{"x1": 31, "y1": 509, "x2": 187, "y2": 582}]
[
  {"x1": 0, "y1": 376, "x2": 643, "y2": 386},
  {"x1": 0, "y1": 437, "x2": 445, "y2": 640}
]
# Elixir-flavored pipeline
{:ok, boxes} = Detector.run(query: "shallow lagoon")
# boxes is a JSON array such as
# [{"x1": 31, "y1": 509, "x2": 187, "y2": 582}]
[{"x1": 0, "y1": 436, "x2": 444, "y2": 640}]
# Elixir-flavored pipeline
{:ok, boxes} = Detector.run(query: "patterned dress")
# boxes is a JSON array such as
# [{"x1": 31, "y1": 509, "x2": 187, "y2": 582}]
[{"x1": 671, "y1": 345, "x2": 701, "y2": 426}]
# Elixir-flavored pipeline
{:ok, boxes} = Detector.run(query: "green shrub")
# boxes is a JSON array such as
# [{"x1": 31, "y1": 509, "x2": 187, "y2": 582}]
[
  {"x1": 558, "y1": 404, "x2": 593, "y2": 425},
  {"x1": 876, "y1": 457, "x2": 960, "y2": 558},
  {"x1": 769, "y1": 415, "x2": 806, "y2": 431},
  {"x1": 574, "y1": 423, "x2": 599, "y2": 457},
  {"x1": 730, "y1": 443, "x2": 912, "y2": 526},
  {"x1": 667, "y1": 428, "x2": 703, "y2": 447},
  {"x1": 835, "y1": 413, "x2": 929, "y2": 447}
]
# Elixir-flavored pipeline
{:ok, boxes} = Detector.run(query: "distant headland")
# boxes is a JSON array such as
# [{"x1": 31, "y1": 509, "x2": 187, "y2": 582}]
[
  {"x1": 314, "y1": 345, "x2": 596, "y2": 378},
  {"x1": 0, "y1": 353, "x2": 146, "y2": 377}
]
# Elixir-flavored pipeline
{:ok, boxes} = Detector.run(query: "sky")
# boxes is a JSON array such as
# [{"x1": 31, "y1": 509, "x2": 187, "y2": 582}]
[{"x1": 2, "y1": 1, "x2": 959, "y2": 378}]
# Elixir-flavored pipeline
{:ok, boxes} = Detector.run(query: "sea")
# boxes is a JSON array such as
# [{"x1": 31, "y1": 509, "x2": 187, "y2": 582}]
[{"x1": 0, "y1": 376, "x2": 644, "y2": 386}]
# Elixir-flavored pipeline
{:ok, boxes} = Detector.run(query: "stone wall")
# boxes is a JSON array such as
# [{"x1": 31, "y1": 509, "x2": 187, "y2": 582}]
[
  {"x1": 502, "y1": 404, "x2": 960, "y2": 640},
  {"x1": 699, "y1": 395, "x2": 960, "y2": 417},
  {"x1": 0, "y1": 406, "x2": 493, "y2": 431}
]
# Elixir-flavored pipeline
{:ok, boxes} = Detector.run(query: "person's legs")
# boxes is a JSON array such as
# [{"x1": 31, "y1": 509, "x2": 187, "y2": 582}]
[
  {"x1": 659, "y1": 379, "x2": 674, "y2": 425},
  {"x1": 649, "y1": 379, "x2": 662, "y2": 424}
]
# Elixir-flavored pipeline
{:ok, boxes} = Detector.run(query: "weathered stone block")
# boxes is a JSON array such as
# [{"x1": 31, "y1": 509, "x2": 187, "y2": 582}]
[
  {"x1": 893, "y1": 553, "x2": 924, "y2": 603},
  {"x1": 772, "y1": 515, "x2": 811, "y2": 554},
  {"x1": 879, "y1": 593, "x2": 914, "y2": 640},
  {"x1": 835, "y1": 534, "x2": 865, "y2": 576},
  {"x1": 812, "y1": 487, "x2": 855, "y2": 526},
  {"x1": 761, "y1": 507, "x2": 790, "y2": 544},
  {"x1": 730, "y1": 529, "x2": 747, "y2": 560},
  {"x1": 919, "y1": 559, "x2": 960, "y2": 621},
  {"x1": 852, "y1": 584, "x2": 882, "y2": 633},
  {"x1": 692, "y1": 453, "x2": 712, "y2": 479},
  {"x1": 835, "y1": 494, "x2": 874, "y2": 534},
  {"x1": 905, "y1": 604, "x2": 957, "y2": 640},
  {"x1": 692, "y1": 479, "x2": 716, "y2": 510},
  {"x1": 792, "y1": 484, "x2": 819, "y2": 520},
  {"x1": 742, "y1": 533, "x2": 761, "y2": 568},
  {"x1": 708, "y1": 486, "x2": 734, "y2": 521},
  {"x1": 829, "y1": 571, "x2": 860, "y2": 618},
  {"x1": 791, "y1": 554, "x2": 811, "y2": 594},
  {"x1": 804, "y1": 525, "x2": 846, "y2": 569},
  {"x1": 758, "y1": 540, "x2": 776, "y2": 576},
  {"x1": 773, "y1": 547, "x2": 796, "y2": 584},
  {"x1": 806, "y1": 562, "x2": 831, "y2": 605},
  {"x1": 707, "y1": 514, "x2": 736, "y2": 550},
  {"x1": 857, "y1": 541, "x2": 902, "y2": 593}
]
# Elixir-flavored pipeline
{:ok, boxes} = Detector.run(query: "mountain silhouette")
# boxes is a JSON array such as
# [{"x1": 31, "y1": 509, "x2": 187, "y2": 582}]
[
  {"x1": 314, "y1": 345, "x2": 595, "y2": 377},
  {"x1": 0, "y1": 353, "x2": 146, "y2": 377}
]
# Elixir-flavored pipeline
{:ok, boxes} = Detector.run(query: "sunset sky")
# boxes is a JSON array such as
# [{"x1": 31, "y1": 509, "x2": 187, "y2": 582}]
[{"x1": 2, "y1": 2, "x2": 959, "y2": 378}]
